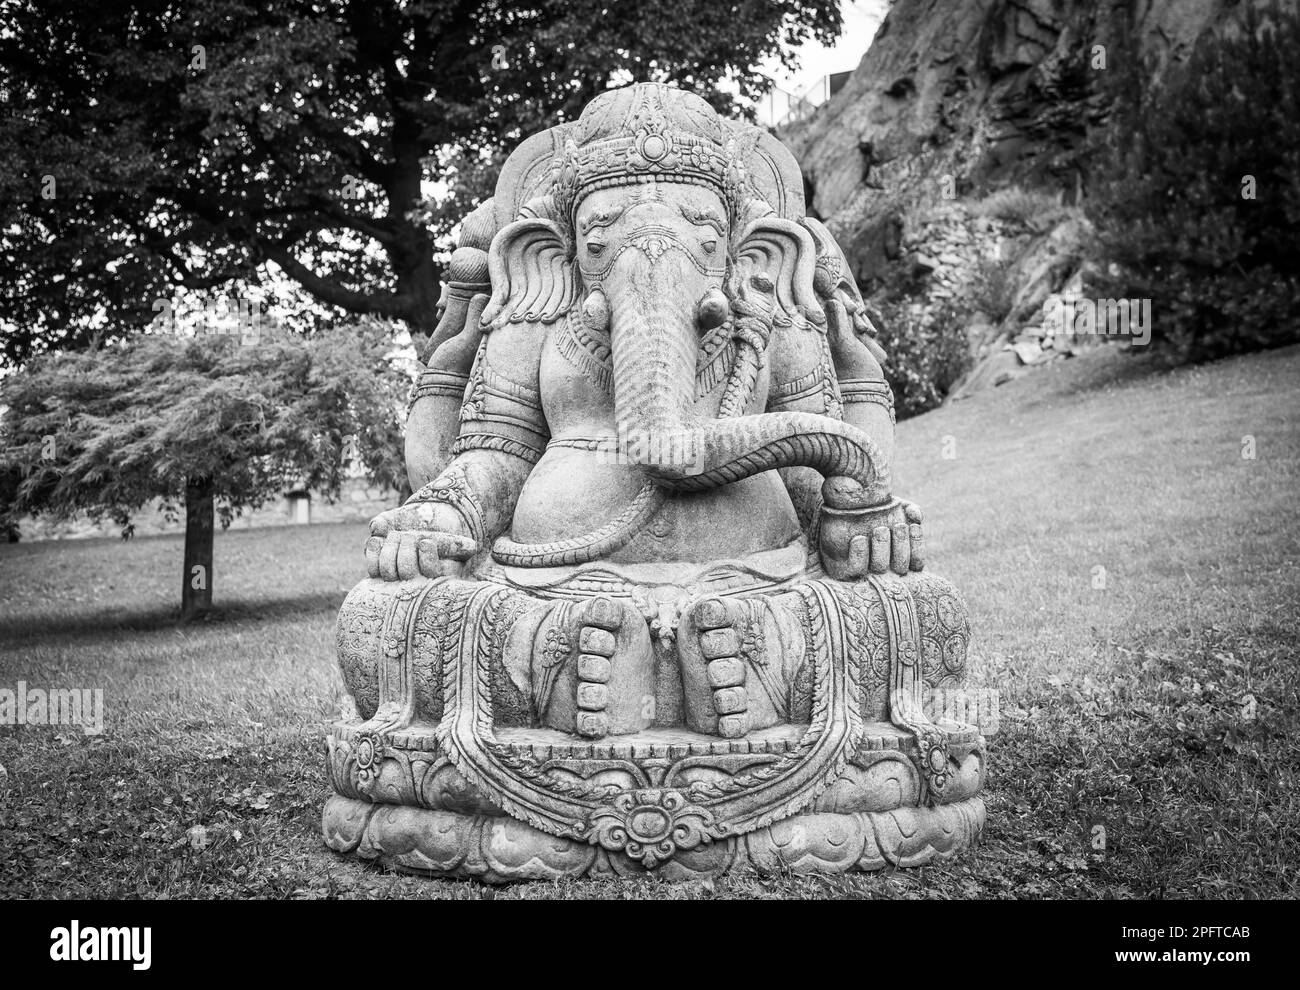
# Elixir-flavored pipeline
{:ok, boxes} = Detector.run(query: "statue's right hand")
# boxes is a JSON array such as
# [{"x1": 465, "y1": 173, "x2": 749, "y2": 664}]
[{"x1": 364, "y1": 503, "x2": 477, "y2": 581}]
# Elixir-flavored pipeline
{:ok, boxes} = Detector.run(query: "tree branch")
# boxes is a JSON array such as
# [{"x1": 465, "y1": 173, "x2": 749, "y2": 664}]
[{"x1": 260, "y1": 244, "x2": 410, "y2": 320}]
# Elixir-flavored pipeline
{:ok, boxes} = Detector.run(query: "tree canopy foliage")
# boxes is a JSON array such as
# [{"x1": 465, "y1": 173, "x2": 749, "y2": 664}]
[
  {"x1": 0, "y1": 0, "x2": 842, "y2": 364},
  {"x1": 1088, "y1": 0, "x2": 1300, "y2": 361},
  {"x1": 0, "y1": 324, "x2": 408, "y2": 613}
]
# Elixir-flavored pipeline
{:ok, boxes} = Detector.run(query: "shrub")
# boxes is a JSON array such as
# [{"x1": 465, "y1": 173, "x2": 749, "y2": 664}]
[
  {"x1": 964, "y1": 254, "x2": 1017, "y2": 326},
  {"x1": 1087, "y1": 1, "x2": 1300, "y2": 362},
  {"x1": 971, "y1": 188, "x2": 1074, "y2": 233},
  {"x1": 872, "y1": 298, "x2": 974, "y2": 419}
]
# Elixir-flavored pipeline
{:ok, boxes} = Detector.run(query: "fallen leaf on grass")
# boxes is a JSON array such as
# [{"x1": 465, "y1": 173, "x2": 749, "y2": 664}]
[
  {"x1": 978, "y1": 846, "x2": 1016, "y2": 862},
  {"x1": 186, "y1": 824, "x2": 210, "y2": 851},
  {"x1": 221, "y1": 786, "x2": 275, "y2": 811}
]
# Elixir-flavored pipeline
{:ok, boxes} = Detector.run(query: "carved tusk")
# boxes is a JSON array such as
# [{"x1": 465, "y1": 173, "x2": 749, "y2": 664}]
[
  {"x1": 696, "y1": 287, "x2": 731, "y2": 330},
  {"x1": 582, "y1": 287, "x2": 610, "y2": 333}
]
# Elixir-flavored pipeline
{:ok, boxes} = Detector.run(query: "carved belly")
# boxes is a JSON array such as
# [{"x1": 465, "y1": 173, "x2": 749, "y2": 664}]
[
  {"x1": 508, "y1": 444, "x2": 802, "y2": 566},
  {"x1": 509, "y1": 444, "x2": 647, "y2": 546},
  {"x1": 609, "y1": 474, "x2": 803, "y2": 564}
]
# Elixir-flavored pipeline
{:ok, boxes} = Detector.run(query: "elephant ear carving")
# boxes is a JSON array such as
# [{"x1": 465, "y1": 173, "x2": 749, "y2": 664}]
[
  {"x1": 734, "y1": 217, "x2": 822, "y2": 329},
  {"x1": 481, "y1": 218, "x2": 577, "y2": 331}
]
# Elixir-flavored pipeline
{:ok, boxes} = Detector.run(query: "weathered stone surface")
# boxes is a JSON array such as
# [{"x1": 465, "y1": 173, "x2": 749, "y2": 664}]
[
  {"x1": 323, "y1": 794, "x2": 986, "y2": 883},
  {"x1": 323, "y1": 83, "x2": 992, "y2": 881}
]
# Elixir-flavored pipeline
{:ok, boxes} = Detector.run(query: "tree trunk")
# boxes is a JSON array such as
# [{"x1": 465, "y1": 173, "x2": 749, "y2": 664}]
[
  {"x1": 182, "y1": 476, "x2": 214, "y2": 620},
  {"x1": 388, "y1": 142, "x2": 442, "y2": 350}
]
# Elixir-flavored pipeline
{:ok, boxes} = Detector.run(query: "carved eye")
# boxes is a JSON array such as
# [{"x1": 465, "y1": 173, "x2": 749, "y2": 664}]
[
  {"x1": 701, "y1": 239, "x2": 717, "y2": 255},
  {"x1": 587, "y1": 242, "x2": 605, "y2": 257}
]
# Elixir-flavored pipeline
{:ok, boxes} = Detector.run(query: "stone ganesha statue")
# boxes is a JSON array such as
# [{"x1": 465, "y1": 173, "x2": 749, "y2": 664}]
[{"x1": 323, "y1": 83, "x2": 988, "y2": 881}]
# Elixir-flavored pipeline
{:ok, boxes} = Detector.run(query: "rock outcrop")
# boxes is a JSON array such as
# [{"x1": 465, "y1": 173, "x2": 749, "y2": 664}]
[{"x1": 781, "y1": 0, "x2": 1259, "y2": 396}]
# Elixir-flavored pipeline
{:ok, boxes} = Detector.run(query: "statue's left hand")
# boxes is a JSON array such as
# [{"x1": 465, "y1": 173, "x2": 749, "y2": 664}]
[
  {"x1": 818, "y1": 498, "x2": 924, "y2": 580},
  {"x1": 364, "y1": 501, "x2": 477, "y2": 581}
]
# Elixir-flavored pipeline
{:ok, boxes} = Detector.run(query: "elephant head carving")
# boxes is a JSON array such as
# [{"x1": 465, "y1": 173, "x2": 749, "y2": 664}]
[{"x1": 476, "y1": 84, "x2": 890, "y2": 510}]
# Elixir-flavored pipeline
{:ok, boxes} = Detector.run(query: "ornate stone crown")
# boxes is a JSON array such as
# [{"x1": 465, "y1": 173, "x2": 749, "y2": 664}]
[{"x1": 554, "y1": 83, "x2": 734, "y2": 216}]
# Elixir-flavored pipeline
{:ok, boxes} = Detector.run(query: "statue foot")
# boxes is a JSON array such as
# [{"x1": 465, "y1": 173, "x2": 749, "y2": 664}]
[
  {"x1": 679, "y1": 597, "x2": 754, "y2": 738},
  {"x1": 572, "y1": 596, "x2": 622, "y2": 738},
  {"x1": 533, "y1": 595, "x2": 655, "y2": 738}
]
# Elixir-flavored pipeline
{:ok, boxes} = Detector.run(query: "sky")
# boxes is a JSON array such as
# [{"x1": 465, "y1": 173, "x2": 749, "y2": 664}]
[{"x1": 763, "y1": 0, "x2": 888, "y2": 99}]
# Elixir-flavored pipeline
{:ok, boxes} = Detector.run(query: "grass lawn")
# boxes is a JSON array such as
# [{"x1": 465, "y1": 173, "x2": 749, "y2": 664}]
[{"x1": 2, "y1": 343, "x2": 1298, "y2": 899}]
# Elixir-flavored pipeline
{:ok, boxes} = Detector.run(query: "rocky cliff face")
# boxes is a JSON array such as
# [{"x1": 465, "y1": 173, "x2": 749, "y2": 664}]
[
  {"x1": 781, "y1": 0, "x2": 1253, "y2": 394},
  {"x1": 787, "y1": 0, "x2": 1237, "y2": 231}
]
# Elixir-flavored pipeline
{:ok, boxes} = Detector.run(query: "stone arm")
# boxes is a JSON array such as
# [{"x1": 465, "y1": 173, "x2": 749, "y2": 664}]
[
  {"x1": 764, "y1": 297, "x2": 920, "y2": 578},
  {"x1": 764, "y1": 318, "x2": 849, "y2": 535},
  {"x1": 405, "y1": 288, "x2": 487, "y2": 491},
  {"x1": 405, "y1": 203, "x2": 501, "y2": 491},
  {"x1": 368, "y1": 319, "x2": 548, "y2": 581},
  {"x1": 773, "y1": 216, "x2": 920, "y2": 577},
  {"x1": 818, "y1": 304, "x2": 924, "y2": 578},
  {"x1": 825, "y1": 297, "x2": 895, "y2": 475}
]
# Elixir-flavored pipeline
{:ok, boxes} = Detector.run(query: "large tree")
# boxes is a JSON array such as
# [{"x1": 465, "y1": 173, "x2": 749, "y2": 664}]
[
  {"x1": 1087, "y1": 0, "x2": 1300, "y2": 361},
  {"x1": 0, "y1": 323, "x2": 408, "y2": 618},
  {"x1": 0, "y1": 0, "x2": 841, "y2": 364}
]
